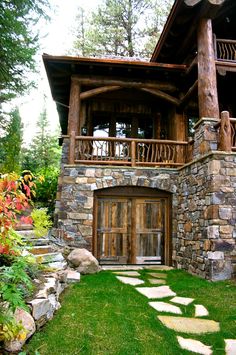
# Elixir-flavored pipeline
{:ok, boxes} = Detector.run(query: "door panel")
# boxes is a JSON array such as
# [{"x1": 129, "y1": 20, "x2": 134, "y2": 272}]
[
  {"x1": 95, "y1": 194, "x2": 169, "y2": 265},
  {"x1": 135, "y1": 199, "x2": 165, "y2": 264},
  {"x1": 97, "y1": 198, "x2": 131, "y2": 263}
]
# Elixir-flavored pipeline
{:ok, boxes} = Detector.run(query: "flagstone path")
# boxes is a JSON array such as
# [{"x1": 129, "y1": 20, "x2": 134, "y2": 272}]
[{"x1": 113, "y1": 268, "x2": 235, "y2": 355}]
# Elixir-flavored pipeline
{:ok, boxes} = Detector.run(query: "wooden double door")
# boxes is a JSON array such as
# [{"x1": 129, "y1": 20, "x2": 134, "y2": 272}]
[{"x1": 94, "y1": 187, "x2": 171, "y2": 265}]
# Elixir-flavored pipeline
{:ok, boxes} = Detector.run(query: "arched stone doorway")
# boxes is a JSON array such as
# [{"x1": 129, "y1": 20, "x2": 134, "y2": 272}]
[{"x1": 93, "y1": 186, "x2": 171, "y2": 265}]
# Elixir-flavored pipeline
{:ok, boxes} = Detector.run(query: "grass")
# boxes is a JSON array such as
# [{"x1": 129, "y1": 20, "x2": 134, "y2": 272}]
[{"x1": 24, "y1": 269, "x2": 236, "y2": 355}]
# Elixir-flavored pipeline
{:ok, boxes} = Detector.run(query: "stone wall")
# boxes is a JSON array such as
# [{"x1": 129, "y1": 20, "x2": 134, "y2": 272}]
[
  {"x1": 176, "y1": 152, "x2": 236, "y2": 280},
  {"x1": 54, "y1": 138, "x2": 236, "y2": 280},
  {"x1": 53, "y1": 164, "x2": 179, "y2": 251}
]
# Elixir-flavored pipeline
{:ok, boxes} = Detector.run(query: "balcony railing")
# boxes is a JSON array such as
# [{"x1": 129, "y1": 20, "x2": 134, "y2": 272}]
[
  {"x1": 215, "y1": 39, "x2": 236, "y2": 62},
  {"x1": 215, "y1": 111, "x2": 236, "y2": 152},
  {"x1": 63, "y1": 133, "x2": 191, "y2": 168}
]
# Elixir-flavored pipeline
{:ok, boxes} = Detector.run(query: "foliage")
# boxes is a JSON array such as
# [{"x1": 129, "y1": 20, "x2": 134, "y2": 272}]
[
  {"x1": 0, "y1": 172, "x2": 32, "y2": 256},
  {"x1": 0, "y1": 108, "x2": 23, "y2": 173},
  {"x1": 34, "y1": 167, "x2": 59, "y2": 217},
  {"x1": 0, "y1": 308, "x2": 25, "y2": 342},
  {"x1": 72, "y1": 0, "x2": 174, "y2": 58},
  {"x1": 0, "y1": 0, "x2": 49, "y2": 104},
  {"x1": 31, "y1": 208, "x2": 52, "y2": 238},
  {"x1": 0, "y1": 256, "x2": 34, "y2": 342}
]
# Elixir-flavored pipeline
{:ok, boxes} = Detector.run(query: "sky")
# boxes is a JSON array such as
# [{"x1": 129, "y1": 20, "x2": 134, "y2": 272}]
[{"x1": 17, "y1": 0, "x2": 101, "y2": 144}]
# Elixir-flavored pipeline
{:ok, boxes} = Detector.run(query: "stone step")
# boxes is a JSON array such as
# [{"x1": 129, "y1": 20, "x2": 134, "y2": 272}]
[
  {"x1": 35, "y1": 252, "x2": 65, "y2": 264},
  {"x1": 28, "y1": 245, "x2": 56, "y2": 255},
  {"x1": 24, "y1": 238, "x2": 50, "y2": 246},
  {"x1": 15, "y1": 223, "x2": 33, "y2": 231}
]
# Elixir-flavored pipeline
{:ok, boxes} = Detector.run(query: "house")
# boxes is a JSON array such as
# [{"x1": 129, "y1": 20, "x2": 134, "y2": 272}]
[{"x1": 43, "y1": 0, "x2": 236, "y2": 280}]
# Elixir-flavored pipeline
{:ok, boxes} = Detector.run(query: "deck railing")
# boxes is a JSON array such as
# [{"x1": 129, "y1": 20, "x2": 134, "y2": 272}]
[
  {"x1": 215, "y1": 39, "x2": 236, "y2": 62},
  {"x1": 63, "y1": 133, "x2": 191, "y2": 167},
  {"x1": 215, "y1": 111, "x2": 236, "y2": 152}
]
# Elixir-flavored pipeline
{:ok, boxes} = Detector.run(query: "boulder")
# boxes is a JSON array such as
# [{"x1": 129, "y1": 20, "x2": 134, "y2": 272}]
[
  {"x1": 67, "y1": 248, "x2": 101, "y2": 274},
  {"x1": 4, "y1": 308, "x2": 36, "y2": 353}
]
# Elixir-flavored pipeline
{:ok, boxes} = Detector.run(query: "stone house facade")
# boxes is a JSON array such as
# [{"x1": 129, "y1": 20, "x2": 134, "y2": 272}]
[{"x1": 44, "y1": 0, "x2": 236, "y2": 280}]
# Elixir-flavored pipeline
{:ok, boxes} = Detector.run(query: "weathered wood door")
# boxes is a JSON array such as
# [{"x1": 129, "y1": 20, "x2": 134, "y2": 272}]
[{"x1": 94, "y1": 188, "x2": 170, "y2": 265}]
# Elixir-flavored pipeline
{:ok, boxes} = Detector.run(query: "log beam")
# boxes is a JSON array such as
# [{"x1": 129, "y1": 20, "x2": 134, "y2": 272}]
[
  {"x1": 72, "y1": 76, "x2": 177, "y2": 92},
  {"x1": 68, "y1": 79, "x2": 80, "y2": 135},
  {"x1": 140, "y1": 88, "x2": 180, "y2": 106},
  {"x1": 197, "y1": 18, "x2": 219, "y2": 119},
  {"x1": 80, "y1": 86, "x2": 121, "y2": 100}
]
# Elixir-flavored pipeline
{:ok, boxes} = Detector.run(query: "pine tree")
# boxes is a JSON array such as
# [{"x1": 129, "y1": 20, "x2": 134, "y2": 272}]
[
  {"x1": 0, "y1": 108, "x2": 23, "y2": 173},
  {"x1": 72, "y1": 0, "x2": 174, "y2": 58}
]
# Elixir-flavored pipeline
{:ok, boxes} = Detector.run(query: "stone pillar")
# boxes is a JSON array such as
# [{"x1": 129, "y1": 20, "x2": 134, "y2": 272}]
[{"x1": 193, "y1": 118, "x2": 219, "y2": 159}]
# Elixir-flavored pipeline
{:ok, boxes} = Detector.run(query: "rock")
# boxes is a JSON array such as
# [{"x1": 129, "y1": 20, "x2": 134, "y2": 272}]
[
  {"x1": 29, "y1": 298, "x2": 53, "y2": 320},
  {"x1": 66, "y1": 269, "x2": 81, "y2": 283},
  {"x1": 113, "y1": 271, "x2": 140, "y2": 277},
  {"x1": 67, "y1": 248, "x2": 101, "y2": 274},
  {"x1": 148, "y1": 278, "x2": 166, "y2": 285},
  {"x1": 149, "y1": 301, "x2": 182, "y2": 315},
  {"x1": 158, "y1": 316, "x2": 220, "y2": 334},
  {"x1": 170, "y1": 296, "x2": 194, "y2": 306},
  {"x1": 195, "y1": 304, "x2": 209, "y2": 317},
  {"x1": 4, "y1": 308, "x2": 36, "y2": 353},
  {"x1": 177, "y1": 336, "x2": 212, "y2": 355},
  {"x1": 225, "y1": 339, "x2": 236, "y2": 355},
  {"x1": 135, "y1": 286, "x2": 176, "y2": 299},
  {"x1": 116, "y1": 276, "x2": 144, "y2": 286}
]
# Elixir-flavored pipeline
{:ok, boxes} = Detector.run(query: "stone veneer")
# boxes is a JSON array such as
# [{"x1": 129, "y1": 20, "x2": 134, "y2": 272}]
[
  {"x1": 177, "y1": 152, "x2": 236, "y2": 280},
  {"x1": 53, "y1": 135, "x2": 236, "y2": 280}
]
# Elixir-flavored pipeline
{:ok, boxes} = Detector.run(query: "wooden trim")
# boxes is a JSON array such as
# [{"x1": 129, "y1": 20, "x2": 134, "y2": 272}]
[
  {"x1": 73, "y1": 76, "x2": 177, "y2": 92},
  {"x1": 68, "y1": 80, "x2": 80, "y2": 135},
  {"x1": 69, "y1": 131, "x2": 76, "y2": 164},
  {"x1": 80, "y1": 86, "x2": 121, "y2": 100},
  {"x1": 140, "y1": 88, "x2": 180, "y2": 106}
]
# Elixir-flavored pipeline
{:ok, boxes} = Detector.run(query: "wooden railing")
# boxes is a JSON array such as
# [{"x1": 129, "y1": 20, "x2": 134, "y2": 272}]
[
  {"x1": 215, "y1": 111, "x2": 236, "y2": 152},
  {"x1": 63, "y1": 133, "x2": 191, "y2": 167},
  {"x1": 215, "y1": 39, "x2": 236, "y2": 62}
]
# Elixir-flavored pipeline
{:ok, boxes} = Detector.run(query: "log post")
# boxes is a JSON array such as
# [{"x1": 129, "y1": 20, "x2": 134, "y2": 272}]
[
  {"x1": 218, "y1": 111, "x2": 231, "y2": 152},
  {"x1": 69, "y1": 131, "x2": 76, "y2": 164},
  {"x1": 68, "y1": 79, "x2": 80, "y2": 135},
  {"x1": 197, "y1": 18, "x2": 219, "y2": 119},
  {"x1": 131, "y1": 140, "x2": 136, "y2": 167}
]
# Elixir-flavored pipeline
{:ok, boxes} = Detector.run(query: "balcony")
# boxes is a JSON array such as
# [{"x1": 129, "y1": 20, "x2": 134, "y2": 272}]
[{"x1": 62, "y1": 134, "x2": 192, "y2": 168}]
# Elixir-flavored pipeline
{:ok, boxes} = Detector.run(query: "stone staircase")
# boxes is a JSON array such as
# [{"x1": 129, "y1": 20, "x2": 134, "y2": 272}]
[{"x1": 16, "y1": 224, "x2": 67, "y2": 270}]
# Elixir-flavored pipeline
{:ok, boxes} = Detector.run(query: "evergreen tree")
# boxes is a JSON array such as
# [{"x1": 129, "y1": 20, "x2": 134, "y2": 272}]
[
  {"x1": 22, "y1": 103, "x2": 61, "y2": 174},
  {"x1": 0, "y1": 0, "x2": 49, "y2": 104},
  {"x1": 73, "y1": 0, "x2": 174, "y2": 58},
  {"x1": 0, "y1": 108, "x2": 23, "y2": 173}
]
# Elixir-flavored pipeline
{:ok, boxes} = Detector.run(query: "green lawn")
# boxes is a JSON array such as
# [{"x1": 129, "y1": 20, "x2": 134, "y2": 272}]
[{"x1": 24, "y1": 269, "x2": 236, "y2": 355}]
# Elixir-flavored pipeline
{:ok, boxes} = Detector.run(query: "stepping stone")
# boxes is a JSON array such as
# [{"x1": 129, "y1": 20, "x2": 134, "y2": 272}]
[
  {"x1": 149, "y1": 301, "x2": 182, "y2": 315},
  {"x1": 225, "y1": 339, "x2": 236, "y2": 355},
  {"x1": 147, "y1": 273, "x2": 167, "y2": 279},
  {"x1": 177, "y1": 336, "x2": 212, "y2": 355},
  {"x1": 170, "y1": 296, "x2": 194, "y2": 306},
  {"x1": 148, "y1": 278, "x2": 166, "y2": 285},
  {"x1": 144, "y1": 265, "x2": 173, "y2": 270},
  {"x1": 113, "y1": 271, "x2": 140, "y2": 277},
  {"x1": 116, "y1": 276, "x2": 144, "y2": 286},
  {"x1": 195, "y1": 304, "x2": 209, "y2": 317},
  {"x1": 136, "y1": 286, "x2": 176, "y2": 299},
  {"x1": 158, "y1": 316, "x2": 220, "y2": 334}
]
